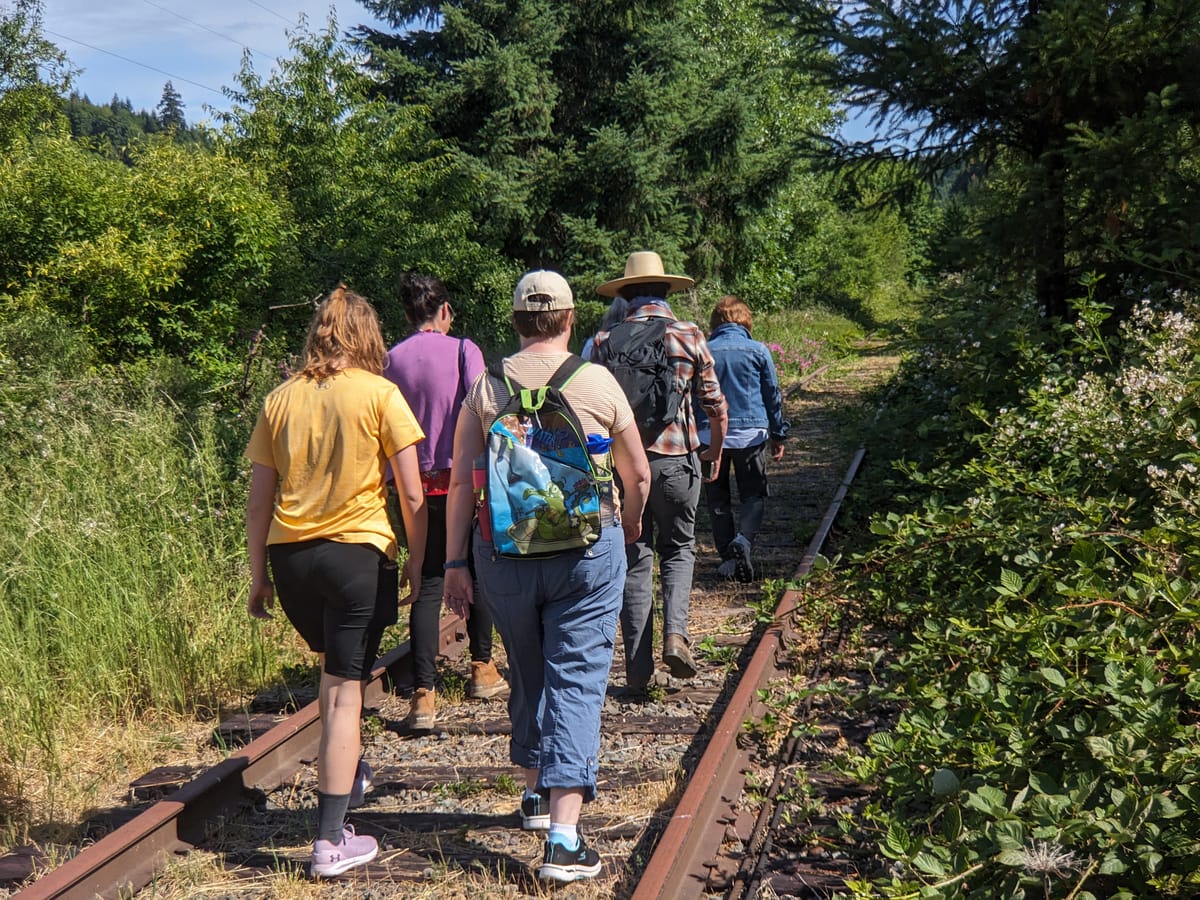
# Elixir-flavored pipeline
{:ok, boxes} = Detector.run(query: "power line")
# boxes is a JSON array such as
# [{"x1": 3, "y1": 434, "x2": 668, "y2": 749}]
[
  {"x1": 43, "y1": 28, "x2": 224, "y2": 97},
  {"x1": 245, "y1": 0, "x2": 293, "y2": 25},
  {"x1": 140, "y1": 0, "x2": 276, "y2": 60}
]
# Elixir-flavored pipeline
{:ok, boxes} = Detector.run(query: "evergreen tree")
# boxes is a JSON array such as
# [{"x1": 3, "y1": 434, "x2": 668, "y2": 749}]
[
  {"x1": 354, "y1": 0, "x2": 833, "y2": 288},
  {"x1": 776, "y1": 0, "x2": 1200, "y2": 317},
  {"x1": 156, "y1": 80, "x2": 185, "y2": 131}
]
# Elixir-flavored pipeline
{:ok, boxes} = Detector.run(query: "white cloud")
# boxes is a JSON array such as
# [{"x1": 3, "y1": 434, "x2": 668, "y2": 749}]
[{"x1": 41, "y1": 1, "x2": 387, "y2": 119}]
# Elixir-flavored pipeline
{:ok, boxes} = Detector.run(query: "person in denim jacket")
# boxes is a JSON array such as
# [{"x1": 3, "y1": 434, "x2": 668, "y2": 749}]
[{"x1": 695, "y1": 295, "x2": 789, "y2": 582}]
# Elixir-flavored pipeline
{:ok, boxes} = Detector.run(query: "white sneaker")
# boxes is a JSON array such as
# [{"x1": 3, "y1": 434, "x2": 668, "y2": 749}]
[{"x1": 717, "y1": 559, "x2": 738, "y2": 579}]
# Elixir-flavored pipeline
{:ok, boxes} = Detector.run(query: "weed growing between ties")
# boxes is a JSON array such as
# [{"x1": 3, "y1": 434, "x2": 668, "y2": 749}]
[{"x1": 831, "y1": 284, "x2": 1200, "y2": 898}]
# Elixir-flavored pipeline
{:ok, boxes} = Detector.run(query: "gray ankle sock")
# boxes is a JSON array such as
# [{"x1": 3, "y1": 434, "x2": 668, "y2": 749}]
[{"x1": 316, "y1": 791, "x2": 351, "y2": 842}]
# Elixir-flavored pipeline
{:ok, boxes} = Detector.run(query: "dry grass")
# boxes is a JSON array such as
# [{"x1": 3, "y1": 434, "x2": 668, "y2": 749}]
[{"x1": 2, "y1": 709, "x2": 228, "y2": 849}]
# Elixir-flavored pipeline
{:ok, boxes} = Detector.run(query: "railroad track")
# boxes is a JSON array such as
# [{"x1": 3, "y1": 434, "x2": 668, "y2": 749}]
[{"x1": 9, "y1": 356, "x2": 894, "y2": 899}]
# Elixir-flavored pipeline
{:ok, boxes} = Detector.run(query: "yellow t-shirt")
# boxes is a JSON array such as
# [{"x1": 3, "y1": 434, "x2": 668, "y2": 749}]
[{"x1": 245, "y1": 368, "x2": 425, "y2": 558}]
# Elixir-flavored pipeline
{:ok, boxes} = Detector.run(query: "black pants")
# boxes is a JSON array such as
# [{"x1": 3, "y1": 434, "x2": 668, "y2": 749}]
[
  {"x1": 704, "y1": 440, "x2": 770, "y2": 558},
  {"x1": 410, "y1": 493, "x2": 495, "y2": 689}
]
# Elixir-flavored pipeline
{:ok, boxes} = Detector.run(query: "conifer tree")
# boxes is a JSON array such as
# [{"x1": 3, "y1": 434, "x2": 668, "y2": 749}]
[
  {"x1": 777, "y1": 0, "x2": 1200, "y2": 317},
  {"x1": 354, "y1": 0, "x2": 832, "y2": 288},
  {"x1": 156, "y1": 80, "x2": 185, "y2": 131}
]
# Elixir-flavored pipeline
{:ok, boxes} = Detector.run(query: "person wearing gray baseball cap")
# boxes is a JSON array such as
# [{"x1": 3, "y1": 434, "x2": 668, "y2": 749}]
[{"x1": 442, "y1": 269, "x2": 651, "y2": 883}]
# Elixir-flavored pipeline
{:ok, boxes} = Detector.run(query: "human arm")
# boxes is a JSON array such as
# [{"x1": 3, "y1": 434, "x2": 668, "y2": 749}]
[
  {"x1": 245, "y1": 463, "x2": 277, "y2": 620},
  {"x1": 761, "y1": 343, "x2": 789, "y2": 454},
  {"x1": 692, "y1": 332, "x2": 728, "y2": 470},
  {"x1": 611, "y1": 422, "x2": 650, "y2": 544},
  {"x1": 389, "y1": 443, "x2": 427, "y2": 604},
  {"x1": 443, "y1": 407, "x2": 485, "y2": 619}
]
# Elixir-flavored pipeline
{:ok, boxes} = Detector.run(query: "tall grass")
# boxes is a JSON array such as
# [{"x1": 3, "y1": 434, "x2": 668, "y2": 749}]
[{"x1": 0, "y1": 312, "x2": 301, "y2": 839}]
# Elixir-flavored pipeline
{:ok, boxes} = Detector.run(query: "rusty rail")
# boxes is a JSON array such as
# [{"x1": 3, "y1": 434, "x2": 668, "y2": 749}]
[
  {"x1": 15, "y1": 618, "x2": 465, "y2": 900},
  {"x1": 631, "y1": 447, "x2": 865, "y2": 900}
]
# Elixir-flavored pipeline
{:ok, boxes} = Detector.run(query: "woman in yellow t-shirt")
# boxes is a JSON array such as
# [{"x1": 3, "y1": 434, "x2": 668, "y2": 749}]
[{"x1": 244, "y1": 285, "x2": 427, "y2": 878}]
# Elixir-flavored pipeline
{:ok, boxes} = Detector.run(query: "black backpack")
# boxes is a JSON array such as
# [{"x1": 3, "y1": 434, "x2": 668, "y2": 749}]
[{"x1": 595, "y1": 317, "x2": 680, "y2": 443}]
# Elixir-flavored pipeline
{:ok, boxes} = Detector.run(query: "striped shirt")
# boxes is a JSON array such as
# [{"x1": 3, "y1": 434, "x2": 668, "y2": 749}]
[{"x1": 465, "y1": 350, "x2": 635, "y2": 459}]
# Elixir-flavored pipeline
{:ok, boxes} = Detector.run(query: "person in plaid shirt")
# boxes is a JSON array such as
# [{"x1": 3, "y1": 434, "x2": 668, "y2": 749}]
[{"x1": 595, "y1": 251, "x2": 727, "y2": 691}]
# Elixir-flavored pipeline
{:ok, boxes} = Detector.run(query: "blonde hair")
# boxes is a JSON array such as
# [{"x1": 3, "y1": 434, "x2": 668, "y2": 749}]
[
  {"x1": 710, "y1": 294, "x2": 753, "y2": 333},
  {"x1": 301, "y1": 284, "x2": 386, "y2": 379}
]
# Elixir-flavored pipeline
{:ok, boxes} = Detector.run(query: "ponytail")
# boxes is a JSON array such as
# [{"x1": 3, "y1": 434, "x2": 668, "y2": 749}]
[{"x1": 300, "y1": 283, "x2": 387, "y2": 379}]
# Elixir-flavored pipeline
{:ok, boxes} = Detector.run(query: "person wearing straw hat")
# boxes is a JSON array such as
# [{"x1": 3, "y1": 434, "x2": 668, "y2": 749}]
[{"x1": 594, "y1": 251, "x2": 727, "y2": 693}]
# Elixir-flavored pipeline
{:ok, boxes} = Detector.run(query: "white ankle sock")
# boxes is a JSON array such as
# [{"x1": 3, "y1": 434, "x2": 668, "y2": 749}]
[{"x1": 548, "y1": 823, "x2": 578, "y2": 849}]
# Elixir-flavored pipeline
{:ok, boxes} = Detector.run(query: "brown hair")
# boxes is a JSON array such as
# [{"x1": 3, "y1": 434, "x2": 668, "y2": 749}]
[
  {"x1": 301, "y1": 284, "x2": 387, "y2": 379},
  {"x1": 512, "y1": 308, "x2": 573, "y2": 339},
  {"x1": 397, "y1": 271, "x2": 451, "y2": 328},
  {"x1": 710, "y1": 294, "x2": 752, "y2": 333}
]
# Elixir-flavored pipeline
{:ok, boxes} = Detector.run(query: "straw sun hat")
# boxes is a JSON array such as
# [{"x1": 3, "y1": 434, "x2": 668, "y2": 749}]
[{"x1": 596, "y1": 251, "x2": 694, "y2": 298}]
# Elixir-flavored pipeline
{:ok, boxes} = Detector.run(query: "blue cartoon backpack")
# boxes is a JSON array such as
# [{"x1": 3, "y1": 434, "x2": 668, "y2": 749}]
[{"x1": 483, "y1": 356, "x2": 612, "y2": 557}]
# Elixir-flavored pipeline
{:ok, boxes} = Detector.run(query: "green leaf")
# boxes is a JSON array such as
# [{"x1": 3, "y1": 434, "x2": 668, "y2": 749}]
[
  {"x1": 965, "y1": 785, "x2": 1007, "y2": 814},
  {"x1": 996, "y1": 848, "x2": 1028, "y2": 867},
  {"x1": 967, "y1": 671, "x2": 992, "y2": 694},
  {"x1": 1085, "y1": 736, "x2": 1116, "y2": 760},
  {"x1": 998, "y1": 567, "x2": 1024, "y2": 596},
  {"x1": 932, "y1": 768, "x2": 960, "y2": 796},
  {"x1": 883, "y1": 821, "x2": 912, "y2": 858},
  {"x1": 911, "y1": 850, "x2": 948, "y2": 876},
  {"x1": 1099, "y1": 854, "x2": 1128, "y2": 875},
  {"x1": 941, "y1": 803, "x2": 962, "y2": 841},
  {"x1": 1039, "y1": 667, "x2": 1067, "y2": 688}
]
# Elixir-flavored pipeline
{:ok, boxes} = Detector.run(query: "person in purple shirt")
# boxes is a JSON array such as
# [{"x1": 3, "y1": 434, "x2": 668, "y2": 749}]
[{"x1": 384, "y1": 273, "x2": 506, "y2": 729}]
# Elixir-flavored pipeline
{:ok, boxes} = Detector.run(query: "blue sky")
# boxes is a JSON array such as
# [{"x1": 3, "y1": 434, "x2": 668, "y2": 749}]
[{"x1": 41, "y1": 1, "x2": 390, "y2": 122}]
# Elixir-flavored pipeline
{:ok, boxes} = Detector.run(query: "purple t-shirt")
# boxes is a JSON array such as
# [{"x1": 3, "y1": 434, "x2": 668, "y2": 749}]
[{"x1": 384, "y1": 331, "x2": 485, "y2": 472}]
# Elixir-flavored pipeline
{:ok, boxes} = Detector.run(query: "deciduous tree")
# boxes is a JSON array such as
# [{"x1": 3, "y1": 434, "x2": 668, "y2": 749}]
[
  {"x1": 216, "y1": 16, "x2": 507, "y2": 337},
  {"x1": 0, "y1": 0, "x2": 73, "y2": 147}
]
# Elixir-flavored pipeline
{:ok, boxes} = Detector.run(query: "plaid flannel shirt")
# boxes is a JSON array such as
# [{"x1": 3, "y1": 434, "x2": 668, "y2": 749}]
[{"x1": 605, "y1": 302, "x2": 727, "y2": 456}]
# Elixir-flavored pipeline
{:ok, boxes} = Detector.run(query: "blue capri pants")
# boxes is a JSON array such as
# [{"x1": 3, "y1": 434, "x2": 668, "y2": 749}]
[{"x1": 474, "y1": 525, "x2": 625, "y2": 800}]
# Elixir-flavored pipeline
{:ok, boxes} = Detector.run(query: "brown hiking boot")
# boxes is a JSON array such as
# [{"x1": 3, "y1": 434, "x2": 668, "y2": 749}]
[
  {"x1": 407, "y1": 687, "x2": 435, "y2": 729},
  {"x1": 663, "y1": 633, "x2": 697, "y2": 679},
  {"x1": 468, "y1": 660, "x2": 508, "y2": 699}
]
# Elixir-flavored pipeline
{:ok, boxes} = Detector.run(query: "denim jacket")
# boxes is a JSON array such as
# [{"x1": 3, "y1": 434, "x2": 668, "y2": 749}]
[{"x1": 695, "y1": 323, "x2": 789, "y2": 440}]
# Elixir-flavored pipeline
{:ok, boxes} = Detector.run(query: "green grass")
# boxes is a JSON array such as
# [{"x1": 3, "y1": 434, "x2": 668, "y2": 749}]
[
  {"x1": 0, "y1": 287, "x2": 918, "y2": 845},
  {"x1": 0, "y1": 337, "x2": 305, "y2": 840}
]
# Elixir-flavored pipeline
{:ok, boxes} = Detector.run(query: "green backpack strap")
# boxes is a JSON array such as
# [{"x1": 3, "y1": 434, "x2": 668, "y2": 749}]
[
  {"x1": 489, "y1": 356, "x2": 589, "y2": 412},
  {"x1": 546, "y1": 355, "x2": 589, "y2": 392}
]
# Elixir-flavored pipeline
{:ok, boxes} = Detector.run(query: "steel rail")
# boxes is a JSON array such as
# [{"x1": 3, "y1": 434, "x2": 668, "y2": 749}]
[
  {"x1": 631, "y1": 447, "x2": 865, "y2": 900},
  {"x1": 15, "y1": 617, "x2": 465, "y2": 900}
]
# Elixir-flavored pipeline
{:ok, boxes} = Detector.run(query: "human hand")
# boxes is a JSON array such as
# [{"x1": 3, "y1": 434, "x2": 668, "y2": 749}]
[
  {"x1": 622, "y1": 517, "x2": 642, "y2": 545},
  {"x1": 248, "y1": 578, "x2": 274, "y2": 620},
  {"x1": 399, "y1": 558, "x2": 421, "y2": 606},
  {"x1": 771, "y1": 439, "x2": 785, "y2": 462},
  {"x1": 444, "y1": 567, "x2": 474, "y2": 620}
]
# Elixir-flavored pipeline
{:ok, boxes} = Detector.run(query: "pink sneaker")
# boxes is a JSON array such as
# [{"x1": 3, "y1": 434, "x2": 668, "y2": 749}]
[{"x1": 310, "y1": 825, "x2": 378, "y2": 878}]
